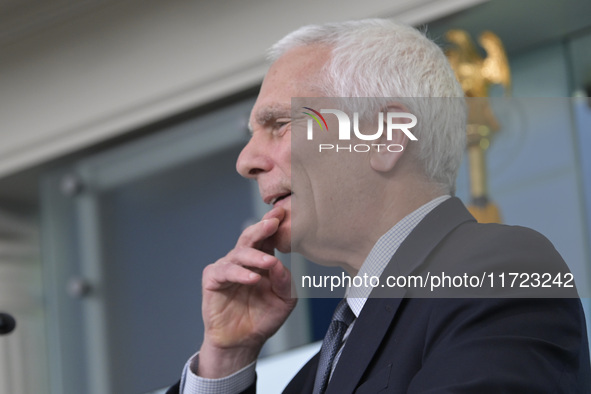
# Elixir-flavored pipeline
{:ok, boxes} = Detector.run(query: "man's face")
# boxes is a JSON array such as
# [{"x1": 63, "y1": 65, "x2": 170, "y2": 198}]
[
  {"x1": 237, "y1": 46, "x2": 377, "y2": 264},
  {"x1": 236, "y1": 45, "x2": 328, "y2": 254}
]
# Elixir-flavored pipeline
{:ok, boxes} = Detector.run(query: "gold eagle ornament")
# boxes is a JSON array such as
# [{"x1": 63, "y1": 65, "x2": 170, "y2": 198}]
[{"x1": 446, "y1": 30, "x2": 511, "y2": 223}]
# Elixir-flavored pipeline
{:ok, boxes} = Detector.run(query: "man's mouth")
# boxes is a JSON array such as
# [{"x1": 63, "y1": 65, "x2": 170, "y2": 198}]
[{"x1": 269, "y1": 192, "x2": 292, "y2": 206}]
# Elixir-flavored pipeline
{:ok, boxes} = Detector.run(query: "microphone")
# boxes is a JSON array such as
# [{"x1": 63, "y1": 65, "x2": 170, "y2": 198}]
[{"x1": 0, "y1": 313, "x2": 16, "y2": 335}]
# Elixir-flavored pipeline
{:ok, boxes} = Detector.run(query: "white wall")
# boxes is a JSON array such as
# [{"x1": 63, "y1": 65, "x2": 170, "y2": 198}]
[{"x1": 0, "y1": 0, "x2": 485, "y2": 179}]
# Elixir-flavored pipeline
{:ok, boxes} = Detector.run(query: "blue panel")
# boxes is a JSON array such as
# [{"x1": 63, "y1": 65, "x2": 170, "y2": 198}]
[
  {"x1": 573, "y1": 97, "x2": 591, "y2": 251},
  {"x1": 573, "y1": 97, "x2": 591, "y2": 339},
  {"x1": 100, "y1": 146, "x2": 254, "y2": 393}
]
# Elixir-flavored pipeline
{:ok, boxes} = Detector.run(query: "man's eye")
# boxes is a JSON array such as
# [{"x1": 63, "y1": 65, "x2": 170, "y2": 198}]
[{"x1": 273, "y1": 121, "x2": 290, "y2": 135}]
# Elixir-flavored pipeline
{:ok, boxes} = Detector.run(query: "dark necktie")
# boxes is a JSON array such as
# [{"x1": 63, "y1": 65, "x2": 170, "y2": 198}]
[{"x1": 313, "y1": 299, "x2": 356, "y2": 394}]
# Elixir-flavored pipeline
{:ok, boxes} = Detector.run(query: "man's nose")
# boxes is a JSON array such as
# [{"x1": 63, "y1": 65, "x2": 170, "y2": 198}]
[{"x1": 236, "y1": 137, "x2": 273, "y2": 179}]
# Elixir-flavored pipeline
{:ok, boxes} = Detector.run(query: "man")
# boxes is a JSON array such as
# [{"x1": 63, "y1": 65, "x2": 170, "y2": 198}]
[{"x1": 169, "y1": 19, "x2": 591, "y2": 393}]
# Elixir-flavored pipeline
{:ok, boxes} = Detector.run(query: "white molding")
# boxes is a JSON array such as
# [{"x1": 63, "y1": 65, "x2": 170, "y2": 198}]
[
  {"x1": 0, "y1": 0, "x2": 113, "y2": 47},
  {"x1": 0, "y1": 0, "x2": 487, "y2": 178},
  {"x1": 389, "y1": 0, "x2": 488, "y2": 25}
]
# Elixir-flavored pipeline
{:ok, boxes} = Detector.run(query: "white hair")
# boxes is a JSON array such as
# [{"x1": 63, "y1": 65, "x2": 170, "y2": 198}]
[{"x1": 269, "y1": 19, "x2": 466, "y2": 194}]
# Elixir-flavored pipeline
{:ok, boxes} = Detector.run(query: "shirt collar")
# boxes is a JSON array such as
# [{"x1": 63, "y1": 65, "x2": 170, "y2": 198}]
[{"x1": 346, "y1": 195, "x2": 450, "y2": 317}]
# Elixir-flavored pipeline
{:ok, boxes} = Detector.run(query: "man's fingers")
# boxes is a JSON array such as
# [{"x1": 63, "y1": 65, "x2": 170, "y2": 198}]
[
  {"x1": 226, "y1": 247, "x2": 278, "y2": 269},
  {"x1": 261, "y1": 207, "x2": 286, "y2": 222},
  {"x1": 203, "y1": 250, "x2": 278, "y2": 290},
  {"x1": 236, "y1": 208, "x2": 286, "y2": 248},
  {"x1": 204, "y1": 263, "x2": 261, "y2": 290},
  {"x1": 269, "y1": 260, "x2": 295, "y2": 301},
  {"x1": 236, "y1": 218, "x2": 278, "y2": 248}
]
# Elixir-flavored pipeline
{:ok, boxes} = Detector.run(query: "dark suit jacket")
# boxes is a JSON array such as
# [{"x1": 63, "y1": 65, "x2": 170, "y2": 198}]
[{"x1": 169, "y1": 197, "x2": 591, "y2": 393}]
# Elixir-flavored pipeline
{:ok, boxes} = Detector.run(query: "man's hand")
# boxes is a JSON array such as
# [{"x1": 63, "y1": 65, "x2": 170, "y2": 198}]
[{"x1": 197, "y1": 207, "x2": 297, "y2": 378}]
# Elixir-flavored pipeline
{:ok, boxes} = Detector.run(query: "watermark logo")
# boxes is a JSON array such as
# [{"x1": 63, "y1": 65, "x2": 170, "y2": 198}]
[
  {"x1": 303, "y1": 107, "x2": 417, "y2": 152},
  {"x1": 302, "y1": 107, "x2": 329, "y2": 132}
]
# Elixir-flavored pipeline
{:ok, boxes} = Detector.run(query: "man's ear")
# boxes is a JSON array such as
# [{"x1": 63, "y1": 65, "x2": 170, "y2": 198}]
[{"x1": 369, "y1": 106, "x2": 413, "y2": 173}]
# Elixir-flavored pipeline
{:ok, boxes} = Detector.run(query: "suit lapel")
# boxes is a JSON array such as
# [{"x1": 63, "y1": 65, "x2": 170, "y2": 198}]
[
  {"x1": 378, "y1": 197, "x2": 475, "y2": 283},
  {"x1": 326, "y1": 297, "x2": 401, "y2": 394},
  {"x1": 325, "y1": 197, "x2": 475, "y2": 393}
]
